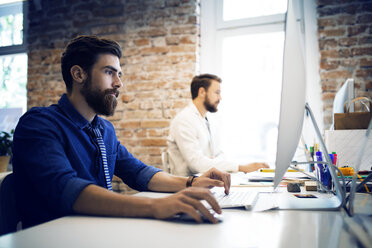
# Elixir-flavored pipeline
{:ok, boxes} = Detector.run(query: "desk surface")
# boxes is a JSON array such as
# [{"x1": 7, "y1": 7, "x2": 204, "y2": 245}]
[{"x1": 0, "y1": 191, "x2": 371, "y2": 248}]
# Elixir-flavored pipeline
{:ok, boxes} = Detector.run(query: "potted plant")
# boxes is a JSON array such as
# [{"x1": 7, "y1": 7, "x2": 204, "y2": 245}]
[{"x1": 0, "y1": 130, "x2": 14, "y2": 172}]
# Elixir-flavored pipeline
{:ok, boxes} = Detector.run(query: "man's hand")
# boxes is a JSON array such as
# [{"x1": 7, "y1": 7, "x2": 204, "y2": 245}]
[
  {"x1": 150, "y1": 187, "x2": 221, "y2": 223},
  {"x1": 192, "y1": 168, "x2": 231, "y2": 195},
  {"x1": 239, "y1": 162, "x2": 269, "y2": 173}
]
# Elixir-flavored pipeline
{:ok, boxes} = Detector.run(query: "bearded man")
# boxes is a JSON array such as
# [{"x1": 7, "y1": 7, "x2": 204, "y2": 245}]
[
  {"x1": 167, "y1": 74, "x2": 269, "y2": 176},
  {"x1": 12, "y1": 36, "x2": 232, "y2": 228}
]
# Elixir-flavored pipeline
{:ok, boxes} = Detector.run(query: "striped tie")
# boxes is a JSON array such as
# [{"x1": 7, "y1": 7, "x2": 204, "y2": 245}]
[{"x1": 89, "y1": 126, "x2": 113, "y2": 191}]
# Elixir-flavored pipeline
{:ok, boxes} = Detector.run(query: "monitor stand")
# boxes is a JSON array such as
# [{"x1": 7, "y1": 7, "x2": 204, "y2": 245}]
[{"x1": 274, "y1": 103, "x2": 345, "y2": 210}]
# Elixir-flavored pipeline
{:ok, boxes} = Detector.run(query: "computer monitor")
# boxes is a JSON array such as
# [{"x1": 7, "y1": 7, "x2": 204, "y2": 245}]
[
  {"x1": 273, "y1": 0, "x2": 306, "y2": 189},
  {"x1": 272, "y1": 0, "x2": 344, "y2": 209},
  {"x1": 332, "y1": 78, "x2": 355, "y2": 129},
  {"x1": 333, "y1": 78, "x2": 355, "y2": 113}
]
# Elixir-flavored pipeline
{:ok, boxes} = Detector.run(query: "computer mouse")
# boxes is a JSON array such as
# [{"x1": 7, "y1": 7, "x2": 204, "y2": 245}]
[
  {"x1": 287, "y1": 183, "x2": 301, "y2": 193},
  {"x1": 177, "y1": 212, "x2": 224, "y2": 223}
]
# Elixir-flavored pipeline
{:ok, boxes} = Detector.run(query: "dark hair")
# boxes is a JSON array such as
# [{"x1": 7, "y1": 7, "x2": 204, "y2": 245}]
[
  {"x1": 61, "y1": 35, "x2": 122, "y2": 93},
  {"x1": 190, "y1": 74, "x2": 222, "y2": 99}
]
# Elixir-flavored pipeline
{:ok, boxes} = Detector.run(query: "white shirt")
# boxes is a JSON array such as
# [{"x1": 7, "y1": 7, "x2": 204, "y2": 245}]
[{"x1": 167, "y1": 102, "x2": 238, "y2": 176}]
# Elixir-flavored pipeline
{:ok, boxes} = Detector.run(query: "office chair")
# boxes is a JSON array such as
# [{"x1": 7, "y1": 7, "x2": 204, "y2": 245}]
[
  {"x1": 0, "y1": 173, "x2": 21, "y2": 236},
  {"x1": 161, "y1": 151, "x2": 171, "y2": 173}
]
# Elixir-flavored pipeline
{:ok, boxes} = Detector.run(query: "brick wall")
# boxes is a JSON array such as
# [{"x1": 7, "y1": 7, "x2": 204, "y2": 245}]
[
  {"x1": 317, "y1": 0, "x2": 372, "y2": 128},
  {"x1": 26, "y1": 0, "x2": 371, "y2": 189},
  {"x1": 27, "y1": 0, "x2": 200, "y2": 175}
]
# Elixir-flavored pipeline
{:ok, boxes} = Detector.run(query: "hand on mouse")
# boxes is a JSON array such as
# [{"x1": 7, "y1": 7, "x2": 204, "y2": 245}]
[{"x1": 150, "y1": 187, "x2": 221, "y2": 224}]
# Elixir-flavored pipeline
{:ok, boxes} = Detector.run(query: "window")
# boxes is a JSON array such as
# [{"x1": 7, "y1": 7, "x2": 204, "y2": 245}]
[
  {"x1": 0, "y1": 0, "x2": 27, "y2": 113},
  {"x1": 201, "y1": 0, "x2": 288, "y2": 164}
]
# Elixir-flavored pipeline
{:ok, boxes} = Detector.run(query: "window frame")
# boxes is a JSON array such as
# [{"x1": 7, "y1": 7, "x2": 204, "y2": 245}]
[
  {"x1": 200, "y1": 0, "x2": 305, "y2": 74},
  {"x1": 0, "y1": 0, "x2": 28, "y2": 55}
]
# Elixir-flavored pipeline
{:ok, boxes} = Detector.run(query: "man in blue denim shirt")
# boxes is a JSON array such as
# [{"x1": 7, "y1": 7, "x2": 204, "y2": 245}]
[{"x1": 12, "y1": 36, "x2": 231, "y2": 228}]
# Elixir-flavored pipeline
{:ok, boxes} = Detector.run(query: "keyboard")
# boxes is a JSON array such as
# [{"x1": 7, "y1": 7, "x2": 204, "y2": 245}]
[{"x1": 213, "y1": 190, "x2": 259, "y2": 210}]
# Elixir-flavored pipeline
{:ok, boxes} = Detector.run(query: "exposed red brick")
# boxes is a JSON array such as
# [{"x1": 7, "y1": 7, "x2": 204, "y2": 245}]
[
  {"x1": 320, "y1": 60, "x2": 339, "y2": 70},
  {"x1": 321, "y1": 92, "x2": 335, "y2": 101},
  {"x1": 366, "y1": 81, "x2": 372, "y2": 90},
  {"x1": 317, "y1": 18, "x2": 336, "y2": 29},
  {"x1": 320, "y1": 50, "x2": 338, "y2": 59},
  {"x1": 148, "y1": 129, "x2": 165, "y2": 137},
  {"x1": 321, "y1": 80, "x2": 338, "y2": 92},
  {"x1": 359, "y1": 36, "x2": 372, "y2": 45},
  {"x1": 138, "y1": 28, "x2": 168, "y2": 37},
  {"x1": 321, "y1": 70, "x2": 352, "y2": 79},
  {"x1": 357, "y1": 14, "x2": 372, "y2": 24},
  {"x1": 135, "y1": 129, "x2": 147, "y2": 138},
  {"x1": 165, "y1": 36, "x2": 180, "y2": 45},
  {"x1": 170, "y1": 26, "x2": 197, "y2": 35},
  {"x1": 360, "y1": 58, "x2": 372, "y2": 67},
  {"x1": 141, "y1": 138, "x2": 167, "y2": 146},
  {"x1": 340, "y1": 59, "x2": 358, "y2": 67},
  {"x1": 348, "y1": 25, "x2": 368, "y2": 37},
  {"x1": 141, "y1": 46, "x2": 169, "y2": 55},
  {"x1": 355, "y1": 69, "x2": 372, "y2": 78},
  {"x1": 318, "y1": 28, "x2": 346, "y2": 37},
  {"x1": 351, "y1": 47, "x2": 372, "y2": 56},
  {"x1": 140, "y1": 120, "x2": 170, "y2": 128},
  {"x1": 120, "y1": 121, "x2": 141, "y2": 129},
  {"x1": 134, "y1": 38, "x2": 150, "y2": 46},
  {"x1": 338, "y1": 37, "x2": 357, "y2": 47},
  {"x1": 134, "y1": 147, "x2": 162, "y2": 155},
  {"x1": 121, "y1": 130, "x2": 134, "y2": 138}
]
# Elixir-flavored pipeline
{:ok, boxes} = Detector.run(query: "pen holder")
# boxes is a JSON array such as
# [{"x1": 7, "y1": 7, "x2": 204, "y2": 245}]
[{"x1": 315, "y1": 153, "x2": 332, "y2": 192}]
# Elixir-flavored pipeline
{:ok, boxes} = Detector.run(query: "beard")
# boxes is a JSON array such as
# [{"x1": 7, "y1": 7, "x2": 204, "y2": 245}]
[
  {"x1": 80, "y1": 76, "x2": 119, "y2": 116},
  {"x1": 204, "y1": 95, "x2": 219, "y2": 113}
]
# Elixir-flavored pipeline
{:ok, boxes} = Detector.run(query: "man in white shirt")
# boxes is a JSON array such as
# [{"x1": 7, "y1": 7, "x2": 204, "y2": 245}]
[{"x1": 167, "y1": 74, "x2": 269, "y2": 176}]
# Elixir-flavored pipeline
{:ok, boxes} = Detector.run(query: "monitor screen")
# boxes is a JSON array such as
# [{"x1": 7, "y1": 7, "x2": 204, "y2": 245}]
[
  {"x1": 273, "y1": 0, "x2": 306, "y2": 188},
  {"x1": 332, "y1": 79, "x2": 355, "y2": 128}
]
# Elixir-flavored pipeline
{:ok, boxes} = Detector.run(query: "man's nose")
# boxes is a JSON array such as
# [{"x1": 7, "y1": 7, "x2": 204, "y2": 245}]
[{"x1": 113, "y1": 74, "x2": 123, "y2": 88}]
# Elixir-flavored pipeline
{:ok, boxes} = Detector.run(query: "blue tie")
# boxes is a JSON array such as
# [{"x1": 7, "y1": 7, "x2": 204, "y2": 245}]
[{"x1": 88, "y1": 126, "x2": 113, "y2": 191}]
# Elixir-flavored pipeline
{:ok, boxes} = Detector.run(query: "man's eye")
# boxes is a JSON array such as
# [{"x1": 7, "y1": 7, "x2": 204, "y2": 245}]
[{"x1": 106, "y1": 70, "x2": 113, "y2": 75}]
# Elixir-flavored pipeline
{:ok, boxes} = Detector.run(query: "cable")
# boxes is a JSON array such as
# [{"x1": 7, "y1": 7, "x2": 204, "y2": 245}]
[{"x1": 289, "y1": 161, "x2": 346, "y2": 195}]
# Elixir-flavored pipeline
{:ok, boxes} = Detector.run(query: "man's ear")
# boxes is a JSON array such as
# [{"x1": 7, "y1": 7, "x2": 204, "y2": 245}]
[
  {"x1": 70, "y1": 65, "x2": 87, "y2": 84},
  {"x1": 198, "y1": 87, "x2": 206, "y2": 98}
]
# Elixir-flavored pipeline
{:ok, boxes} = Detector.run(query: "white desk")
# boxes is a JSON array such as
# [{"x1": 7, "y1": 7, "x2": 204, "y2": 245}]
[{"x1": 0, "y1": 191, "x2": 370, "y2": 248}]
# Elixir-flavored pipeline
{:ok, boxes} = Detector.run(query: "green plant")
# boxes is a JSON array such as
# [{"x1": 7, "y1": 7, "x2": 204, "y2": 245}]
[{"x1": 0, "y1": 129, "x2": 14, "y2": 156}]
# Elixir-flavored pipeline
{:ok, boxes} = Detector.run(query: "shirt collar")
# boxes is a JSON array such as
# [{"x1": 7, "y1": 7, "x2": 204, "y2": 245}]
[
  {"x1": 58, "y1": 94, "x2": 102, "y2": 130},
  {"x1": 189, "y1": 102, "x2": 209, "y2": 120}
]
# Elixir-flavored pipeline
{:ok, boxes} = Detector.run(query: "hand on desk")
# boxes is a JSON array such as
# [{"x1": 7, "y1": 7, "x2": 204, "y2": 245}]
[
  {"x1": 151, "y1": 187, "x2": 221, "y2": 224},
  {"x1": 239, "y1": 162, "x2": 269, "y2": 173},
  {"x1": 192, "y1": 167, "x2": 231, "y2": 195}
]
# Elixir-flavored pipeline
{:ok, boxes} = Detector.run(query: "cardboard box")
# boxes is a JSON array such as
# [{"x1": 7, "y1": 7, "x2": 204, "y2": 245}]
[{"x1": 325, "y1": 130, "x2": 372, "y2": 171}]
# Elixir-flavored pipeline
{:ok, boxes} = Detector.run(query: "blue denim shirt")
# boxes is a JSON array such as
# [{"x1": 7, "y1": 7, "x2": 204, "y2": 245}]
[{"x1": 12, "y1": 94, "x2": 161, "y2": 228}]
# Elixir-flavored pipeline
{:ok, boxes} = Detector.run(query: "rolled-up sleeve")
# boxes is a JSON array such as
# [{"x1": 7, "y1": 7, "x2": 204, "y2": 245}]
[
  {"x1": 114, "y1": 143, "x2": 161, "y2": 191},
  {"x1": 61, "y1": 177, "x2": 93, "y2": 213}
]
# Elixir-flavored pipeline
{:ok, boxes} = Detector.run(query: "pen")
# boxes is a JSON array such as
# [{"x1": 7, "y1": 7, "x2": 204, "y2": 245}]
[
  {"x1": 329, "y1": 154, "x2": 334, "y2": 165},
  {"x1": 310, "y1": 146, "x2": 314, "y2": 172},
  {"x1": 260, "y1": 169, "x2": 303, "y2": 172},
  {"x1": 325, "y1": 153, "x2": 333, "y2": 190},
  {"x1": 316, "y1": 151, "x2": 325, "y2": 191},
  {"x1": 332, "y1": 152, "x2": 337, "y2": 166}
]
